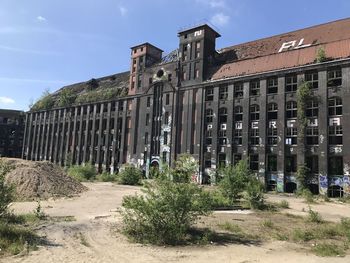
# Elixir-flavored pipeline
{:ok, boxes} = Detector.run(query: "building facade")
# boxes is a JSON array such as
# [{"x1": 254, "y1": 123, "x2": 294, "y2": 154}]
[
  {"x1": 0, "y1": 109, "x2": 25, "y2": 158},
  {"x1": 23, "y1": 18, "x2": 350, "y2": 197}
]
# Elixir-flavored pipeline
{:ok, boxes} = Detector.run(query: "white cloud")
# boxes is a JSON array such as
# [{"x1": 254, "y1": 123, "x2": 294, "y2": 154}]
[
  {"x1": 195, "y1": 0, "x2": 226, "y2": 9},
  {"x1": 37, "y1": 16, "x2": 47, "y2": 22},
  {"x1": 0, "y1": 96, "x2": 15, "y2": 104},
  {"x1": 119, "y1": 6, "x2": 127, "y2": 17},
  {"x1": 0, "y1": 44, "x2": 61, "y2": 56},
  {"x1": 210, "y1": 13, "x2": 230, "y2": 26}
]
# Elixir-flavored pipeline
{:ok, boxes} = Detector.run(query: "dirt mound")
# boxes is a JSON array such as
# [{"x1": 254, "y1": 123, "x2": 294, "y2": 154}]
[{"x1": 2, "y1": 158, "x2": 87, "y2": 200}]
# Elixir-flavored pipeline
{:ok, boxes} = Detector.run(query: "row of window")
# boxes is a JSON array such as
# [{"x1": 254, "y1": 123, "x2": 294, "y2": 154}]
[{"x1": 205, "y1": 67, "x2": 342, "y2": 101}]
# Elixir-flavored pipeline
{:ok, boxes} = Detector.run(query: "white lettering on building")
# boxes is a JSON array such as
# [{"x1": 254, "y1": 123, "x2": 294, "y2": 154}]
[{"x1": 278, "y1": 38, "x2": 312, "y2": 53}]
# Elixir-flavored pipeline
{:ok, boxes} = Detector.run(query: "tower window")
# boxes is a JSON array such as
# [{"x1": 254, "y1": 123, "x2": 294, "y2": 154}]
[
  {"x1": 286, "y1": 101, "x2": 297, "y2": 118},
  {"x1": 285, "y1": 74, "x2": 298, "y2": 92},
  {"x1": 327, "y1": 67, "x2": 342, "y2": 87},
  {"x1": 250, "y1": 104, "x2": 260, "y2": 121},
  {"x1": 205, "y1": 87, "x2": 214, "y2": 101},
  {"x1": 305, "y1": 71, "x2": 318, "y2": 89},
  {"x1": 219, "y1": 85, "x2": 228, "y2": 100},
  {"x1": 250, "y1": 80, "x2": 260, "y2": 96},
  {"x1": 267, "y1": 77, "x2": 278, "y2": 94},
  {"x1": 234, "y1": 82, "x2": 243, "y2": 98}
]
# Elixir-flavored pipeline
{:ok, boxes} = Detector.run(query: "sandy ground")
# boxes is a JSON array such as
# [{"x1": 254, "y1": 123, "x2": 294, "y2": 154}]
[{"x1": 2, "y1": 183, "x2": 350, "y2": 263}]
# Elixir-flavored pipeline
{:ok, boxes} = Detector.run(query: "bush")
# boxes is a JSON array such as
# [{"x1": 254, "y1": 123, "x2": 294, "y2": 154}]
[
  {"x1": 118, "y1": 165, "x2": 142, "y2": 185},
  {"x1": 312, "y1": 243, "x2": 345, "y2": 257},
  {"x1": 307, "y1": 207, "x2": 324, "y2": 223},
  {"x1": 67, "y1": 164, "x2": 96, "y2": 182},
  {"x1": 57, "y1": 88, "x2": 77, "y2": 107},
  {"x1": 31, "y1": 89, "x2": 54, "y2": 111},
  {"x1": 121, "y1": 178, "x2": 211, "y2": 245},
  {"x1": 277, "y1": 200, "x2": 290, "y2": 209},
  {"x1": 97, "y1": 172, "x2": 118, "y2": 182},
  {"x1": 0, "y1": 160, "x2": 14, "y2": 218},
  {"x1": 244, "y1": 178, "x2": 265, "y2": 209},
  {"x1": 218, "y1": 161, "x2": 250, "y2": 204},
  {"x1": 209, "y1": 190, "x2": 232, "y2": 209}
]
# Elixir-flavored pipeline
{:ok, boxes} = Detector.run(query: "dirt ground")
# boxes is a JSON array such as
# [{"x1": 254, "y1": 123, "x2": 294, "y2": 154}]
[{"x1": 2, "y1": 183, "x2": 350, "y2": 263}]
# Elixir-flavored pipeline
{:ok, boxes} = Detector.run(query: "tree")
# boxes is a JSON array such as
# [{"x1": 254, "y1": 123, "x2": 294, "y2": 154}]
[{"x1": 218, "y1": 160, "x2": 251, "y2": 204}]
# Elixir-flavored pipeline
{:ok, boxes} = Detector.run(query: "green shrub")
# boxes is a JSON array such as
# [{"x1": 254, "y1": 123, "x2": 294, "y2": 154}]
[
  {"x1": 57, "y1": 88, "x2": 77, "y2": 107},
  {"x1": 292, "y1": 229, "x2": 315, "y2": 242},
  {"x1": 97, "y1": 172, "x2": 118, "y2": 182},
  {"x1": 121, "y1": 178, "x2": 211, "y2": 245},
  {"x1": 298, "y1": 188, "x2": 315, "y2": 203},
  {"x1": 312, "y1": 243, "x2": 345, "y2": 257},
  {"x1": 31, "y1": 89, "x2": 55, "y2": 111},
  {"x1": 0, "y1": 224, "x2": 39, "y2": 255},
  {"x1": 67, "y1": 164, "x2": 96, "y2": 182},
  {"x1": 277, "y1": 200, "x2": 290, "y2": 209},
  {"x1": 307, "y1": 207, "x2": 324, "y2": 223},
  {"x1": 209, "y1": 190, "x2": 232, "y2": 209},
  {"x1": 0, "y1": 160, "x2": 14, "y2": 218},
  {"x1": 261, "y1": 219, "x2": 274, "y2": 229},
  {"x1": 118, "y1": 165, "x2": 142, "y2": 185},
  {"x1": 244, "y1": 178, "x2": 265, "y2": 209},
  {"x1": 218, "y1": 161, "x2": 250, "y2": 204}
]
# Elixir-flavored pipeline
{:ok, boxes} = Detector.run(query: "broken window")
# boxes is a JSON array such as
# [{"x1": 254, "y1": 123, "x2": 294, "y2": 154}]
[
  {"x1": 234, "y1": 154, "x2": 242, "y2": 165},
  {"x1": 329, "y1": 125, "x2": 343, "y2": 145},
  {"x1": 250, "y1": 80, "x2": 260, "y2": 96},
  {"x1": 164, "y1": 112, "x2": 169, "y2": 124},
  {"x1": 218, "y1": 129, "x2": 227, "y2": 145},
  {"x1": 146, "y1": 97, "x2": 151, "y2": 108},
  {"x1": 234, "y1": 82, "x2": 243, "y2": 98},
  {"x1": 205, "y1": 109, "x2": 214, "y2": 123},
  {"x1": 219, "y1": 85, "x2": 228, "y2": 100},
  {"x1": 286, "y1": 101, "x2": 297, "y2": 119},
  {"x1": 205, "y1": 87, "x2": 214, "y2": 101},
  {"x1": 250, "y1": 104, "x2": 260, "y2": 121},
  {"x1": 165, "y1": 94, "x2": 170, "y2": 105},
  {"x1": 327, "y1": 67, "x2": 342, "y2": 87},
  {"x1": 250, "y1": 128, "x2": 259, "y2": 145},
  {"x1": 218, "y1": 153, "x2": 226, "y2": 168},
  {"x1": 285, "y1": 155, "x2": 297, "y2": 173},
  {"x1": 328, "y1": 97, "x2": 342, "y2": 116},
  {"x1": 306, "y1": 126, "x2": 319, "y2": 145},
  {"x1": 306, "y1": 156, "x2": 319, "y2": 174},
  {"x1": 267, "y1": 155, "x2": 277, "y2": 172},
  {"x1": 219, "y1": 107, "x2": 227, "y2": 123},
  {"x1": 328, "y1": 156, "x2": 343, "y2": 176},
  {"x1": 145, "y1": 114, "x2": 150, "y2": 126},
  {"x1": 249, "y1": 154, "x2": 259, "y2": 171},
  {"x1": 267, "y1": 77, "x2": 278, "y2": 94},
  {"x1": 234, "y1": 106, "x2": 243, "y2": 121},
  {"x1": 285, "y1": 74, "x2": 298, "y2": 92},
  {"x1": 286, "y1": 127, "x2": 297, "y2": 145},
  {"x1": 234, "y1": 129, "x2": 242, "y2": 145},
  {"x1": 267, "y1": 103, "x2": 278, "y2": 120},
  {"x1": 305, "y1": 71, "x2": 318, "y2": 89},
  {"x1": 163, "y1": 131, "x2": 168, "y2": 145},
  {"x1": 306, "y1": 99, "x2": 318, "y2": 118}
]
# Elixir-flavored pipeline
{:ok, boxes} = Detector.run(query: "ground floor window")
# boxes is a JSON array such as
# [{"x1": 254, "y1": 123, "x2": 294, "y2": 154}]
[
  {"x1": 250, "y1": 154, "x2": 259, "y2": 171},
  {"x1": 285, "y1": 155, "x2": 297, "y2": 173}
]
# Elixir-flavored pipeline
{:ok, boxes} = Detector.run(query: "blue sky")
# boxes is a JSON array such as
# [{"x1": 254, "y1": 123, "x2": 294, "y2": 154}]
[{"x1": 0, "y1": 0, "x2": 349, "y2": 111}]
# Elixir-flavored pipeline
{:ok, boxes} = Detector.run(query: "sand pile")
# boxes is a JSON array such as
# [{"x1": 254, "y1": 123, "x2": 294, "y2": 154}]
[{"x1": 2, "y1": 158, "x2": 87, "y2": 200}]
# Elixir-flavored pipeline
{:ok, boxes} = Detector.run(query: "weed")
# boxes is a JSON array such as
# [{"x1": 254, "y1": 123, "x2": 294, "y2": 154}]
[
  {"x1": 292, "y1": 229, "x2": 315, "y2": 242},
  {"x1": 307, "y1": 207, "x2": 323, "y2": 223},
  {"x1": 312, "y1": 243, "x2": 345, "y2": 257},
  {"x1": 277, "y1": 200, "x2": 289, "y2": 209},
  {"x1": 218, "y1": 222, "x2": 243, "y2": 233},
  {"x1": 261, "y1": 219, "x2": 274, "y2": 229},
  {"x1": 34, "y1": 201, "x2": 46, "y2": 220}
]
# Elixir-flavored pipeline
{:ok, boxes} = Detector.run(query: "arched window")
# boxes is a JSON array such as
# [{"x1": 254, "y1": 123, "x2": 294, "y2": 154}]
[
  {"x1": 267, "y1": 103, "x2": 278, "y2": 120},
  {"x1": 328, "y1": 97, "x2": 342, "y2": 116},
  {"x1": 205, "y1": 109, "x2": 214, "y2": 123},
  {"x1": 219, "y1": 107, "x2": 227, "y2": 123},
  {"x1": 234, "y1": 106, "x2": 243, "y2": 121},
  {"x1": 250, "y1": 105, "x2": 260, "y2": 121},
  {"x1": 286, "y1": 101, "x2": 297, "y2": 118}
]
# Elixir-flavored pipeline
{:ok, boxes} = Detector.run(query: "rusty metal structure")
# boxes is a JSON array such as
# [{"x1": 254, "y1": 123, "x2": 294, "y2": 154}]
[
  {"x1": 23, "y1": 18, "x2": 350, "y2": 196},
  {"x1": 0, "y1": 109, "x2": 25, "y2": 158}
]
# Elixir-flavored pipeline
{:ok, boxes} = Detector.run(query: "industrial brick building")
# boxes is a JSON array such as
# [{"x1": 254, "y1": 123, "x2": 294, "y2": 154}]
[
  {"x1": 23, "y1": 18, "x2": 350, "y2": 196},
  {"x1": 0, "y1": 109, "x2": 25, "y2": 158}
]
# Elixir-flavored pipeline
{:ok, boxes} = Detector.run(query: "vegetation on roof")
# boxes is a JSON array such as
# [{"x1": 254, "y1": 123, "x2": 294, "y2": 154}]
[{"x1": 31, "y1": 72, "x2": 129, "y2": 111}]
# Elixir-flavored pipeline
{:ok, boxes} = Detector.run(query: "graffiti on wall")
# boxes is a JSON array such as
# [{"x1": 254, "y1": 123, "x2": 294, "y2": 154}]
[{"x1": 319, "y1": 174, "x2": 328, "y2": 195}]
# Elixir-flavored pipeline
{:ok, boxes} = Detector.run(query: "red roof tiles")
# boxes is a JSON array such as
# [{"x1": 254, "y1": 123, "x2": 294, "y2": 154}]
[{"x1": 211, "y1": 18, "x2": 350, "y2": 80}]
